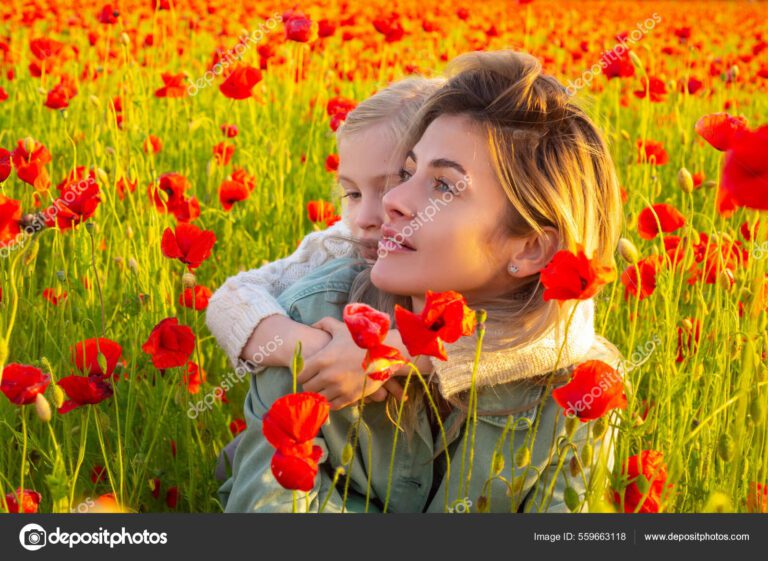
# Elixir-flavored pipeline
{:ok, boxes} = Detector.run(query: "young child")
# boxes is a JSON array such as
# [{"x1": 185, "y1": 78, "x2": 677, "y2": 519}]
[{"x1": 207, "y1": 77, "x2": 444, "y2": 482}]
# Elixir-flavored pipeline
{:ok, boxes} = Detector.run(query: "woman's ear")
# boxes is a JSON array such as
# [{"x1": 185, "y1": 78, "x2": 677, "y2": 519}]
[{"x1": 507, "y1": 227, "x2": 561, "y2": 276}]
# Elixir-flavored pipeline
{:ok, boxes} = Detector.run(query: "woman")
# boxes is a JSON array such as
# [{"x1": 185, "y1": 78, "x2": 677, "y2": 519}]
[{"x1": 220, "y1": 50, "x2": 625, "y2": 513}]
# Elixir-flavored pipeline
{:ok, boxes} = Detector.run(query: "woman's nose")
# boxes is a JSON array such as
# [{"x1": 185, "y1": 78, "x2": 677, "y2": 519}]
[{"x1": 382, "y1": 178, "x2": 416, "y2": 222}]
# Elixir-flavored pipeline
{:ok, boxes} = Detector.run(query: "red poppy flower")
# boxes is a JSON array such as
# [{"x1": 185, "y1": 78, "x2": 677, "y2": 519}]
[
  {"x1": 373, "y1": 14, "x2": 405, "y2": 42},
  {"x1": 637, "y1": 203, "x2": 686, "y2": 240},
  {"x1": 1, "y1": 363, "x2": 50, "y2": 405},
  {"x1": 552, "y1": 360, "x2": 626, "y2": 422},
  {"x1": 115, "y1": 177, "x2": 137, "y2": 200},
  {"x1": 47, "y1": 176, "x2": 101, "y2": 230},
  {"x1": 540, "y1": 247, "x2": 616, "y2": 301},
  {"x1": 600, "y1": 48, "x2": 635, "y2": 79},
  {"x1": 394, "y1": 290, "x2": 477, "y2": 361},
  {"x1": 143, "y1": 135, "x2": 163, "y2": 154},
  {"x1": 213, "y1": 142, "x2": 235, "y2": 166},
  {"x1": 620, "y1": 256, "x2": 660, "y2": 301},
  {"x1": 57, "y1": 374, "x2": 114, "y2": 414},
  {"x1": 179, "y1": 285, "x2": 212, "y2": 311},
  {"x1": 636, "y1": 139, "x2": 669, "y2": 165},
  {"x1": 634, "y1": 76, "x2": 668, "y2": 102},
  {"x1": 29, "y1": 37, "x2": 65, "y2": 60},
  {"x1": 0, "y1": 193, "x2": 21, "y2": 247},
  {"x1": 687, "y1": 235, "x2": 747, "y2": 285},
  {"x1": 285, "y1": 13, "x2": 313, "y2": 42},
  {"x1": 747, "y1": 482, "x2": 767, "y2": 513},
  {"x1": 4, "y1": 488, "x2": 41, "y2": 513},
  {"x1": 161, "y1": 222, "x2": 216, "y2": 271},
  {"x1": 11, "y1": 138, "x2": 51, "y2": 190},
  {"x1": 142, "y1": 317, "x2": 196, "y2": 369},
  {"x1": 230, "y1": 167, "x2": 257, "y2": 191},
  {"x1": 219, "y1": 180, "x2": 250, "y2": 211},
  {"x1": 150, "y1": 478, "x2": 161, "y2": 499},
  {"x1": 0, "y1": 148, "x2": 11, "y2": 182},
  {"x1": 42, "y1": 288, "x2": 68, "y2": 305},
  {"x1": 219, "y1": 66, "x2": 262, "y2": 100},
  {"x1": 149, "y1": 174, "x2": 190, "y2": 213},
  {"x1": 165, "y1": 487, "x2": 179, "y2": 509},
  {"x1": 262, "y1": 392, "x2": 329, "y2": 491},
  {"x1": 181, "y1": 361, "x2": 206, "y2": 394},
  {"x1": 676, "y1": 318, "x2": 701, "y2": 363},
  {"x1": 229, "y1": 418, "x2": 246, "y2": 436},
  {"x1": 97, "y1": 4, "x2": 119, "y2": 24},
  {"x1": 155, "y1": 72, "x2": 187, "y2": 98},
  {"x1": 719, "y1": 125, "x2": 768, "y2": 214},
  {"x1": 71, "y1": 338, "x2": 123, "y2": 379},
  {"x1": 90, "y1": 464, "x2": 107, "y2": 484},
  {"x1": 44, "y1": 74, "x2": 78, "y2": 109},
  {"x1": 307, "y1": 200, "x2": 335, "y2": 224},
  {"x1": 220, "y1": 124, "x2": 238, "y2": 137},
  {"x1": 343, "y1": 303, "x2": 406, "y2": 380},
  {"x1": 318, "y1": 19, "x2": 336, "y2": 38},
  {"x1": 171, "y1": 196, "x2": 201, "y2": 223},
  {"x1": 614, "y1": 450, "x2": 671, "y2": 513},
  {"x1": 694, "y1": 112, "x2": 749, "y2": 151},
  {"x1": 326, "y1": 96, "x2": 357, "y2": 117},
  {"x1": 325, "y1": 153, "x2": 339, "y2": 172}
]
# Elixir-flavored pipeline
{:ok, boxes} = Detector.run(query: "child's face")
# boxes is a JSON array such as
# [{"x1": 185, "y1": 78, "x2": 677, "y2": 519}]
[
  {"x1": 337, "y1": 121, "x2": 402, "y2": 261},
  {"x1": 370, "y1": 114, "x2": 519, "y2": 308}
]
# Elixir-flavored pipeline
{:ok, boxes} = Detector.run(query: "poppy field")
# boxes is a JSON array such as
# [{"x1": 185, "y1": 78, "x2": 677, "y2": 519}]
[{"x1": 1, "y1": 0, "x2": 768, "y2": 514}]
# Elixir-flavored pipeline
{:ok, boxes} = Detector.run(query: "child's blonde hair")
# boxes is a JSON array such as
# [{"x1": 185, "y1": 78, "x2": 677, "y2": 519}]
[{"x1": 336, "y1": 77, "x2": 445, "y2": 146}]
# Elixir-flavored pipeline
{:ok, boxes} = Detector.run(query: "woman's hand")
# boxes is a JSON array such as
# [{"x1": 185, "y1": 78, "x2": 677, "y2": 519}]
[{"x1": 298, "y1": 317, "x2": 404, "y2": 410}]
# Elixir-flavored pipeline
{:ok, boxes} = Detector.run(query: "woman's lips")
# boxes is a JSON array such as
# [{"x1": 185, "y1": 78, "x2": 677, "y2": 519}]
[{"x1": 378, "y1": 236, "x2": 416, "y2": 254}]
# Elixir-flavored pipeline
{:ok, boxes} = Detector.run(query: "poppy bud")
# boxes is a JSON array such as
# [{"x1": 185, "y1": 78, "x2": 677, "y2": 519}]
[
  {"x1": 114, "y1": 256, "x2": 124, "y2": 269},
  {"x1": 128, "y1": 258, "x2": 139, "y2": 273},
  {"x1": 182, "y1": 272, "x2": 196, "y2": 288},
  {"x1": 565, "y1": 415, "x2": 580, "y2": 437},
  {"x1": 89, "y1": 95, "x2": 102, "y2": 108},
  {"x1": 717, "y1": 433, "x2": 735, "y2": 462},
  {"x1": 341, "y1": 443, "x2": 354, "y2": 465},
  {"x1": 681, "y1": 318, "x2": 694, "y2": 332},
  {"x1": 515, "y1": 446, "x2": 531, "y2": 468},
  {"x1": 125, "y1": 225, "x2": 134, "y2": 239},
  {"x1": 564, "y1": 486, "x2": 581, "y2": 512},
  {"x1": 718, "y1": 269, "x2": 735, "y2": 292},
  {"x1": 693, "y1": 363, "x2": 705, "y2": 381},
  {"x1": 85, "y1": 222, "x2": 95, "y2": 233},
  {"x1": 729, "y1": 65, "x2": 739, "y2": 80},
  {"x1": 120, "y1": 32, "x2": 130, "y2": 46},
  {"x1": 580, "y1": 443, "x2": 594, "y2": 467},
  {"x1": 592, "y1": 416, "x2": 609, "y2": 439},
  {"x1": 678, "y1": 167, "x2": 694, "y2": 193},
  {"x1": 569, "y1": 455, "x2": 581, "y2": 477},
  {"x1": 620, "y1": 129, "x2": 630, "y2": 141},
  {"x1": 96, "y1": 168, "x2": 109, "y2": 185},
  {"x1": 53, "y1": 384, "x2": 65, "y2": 408},
  {"x1": 23, "y1": 137, "x2": 37, "y2": 153},
  {"x1": 56, "y1": 270, "x2": 66, "y2": 282},
  {"x1": 618, "y1": 238, "x2": 639, "y2": 264},
  {"x1": 628, "y1": 51, "x2": 643, "y2": 70},
  {"x1": 476, "y1": 495, "x2": 489, "y2": 512},
  {"x1": 35, "y1": 394, "x2": 52, "y2": 422},
  {"x1": 506, "y1": 475, "x2": 526, "y2": 497},
  {"x1": 491, "y1": 454, "x2": 504, "y2": 476},
  {"x1": 702, "y1": 180, "x2": 717, "y2": 189}
]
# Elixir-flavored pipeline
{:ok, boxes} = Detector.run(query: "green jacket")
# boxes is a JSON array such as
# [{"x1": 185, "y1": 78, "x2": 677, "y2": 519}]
[{"x1": 219, "y1": 258, "x2": 621, "y2": 513}]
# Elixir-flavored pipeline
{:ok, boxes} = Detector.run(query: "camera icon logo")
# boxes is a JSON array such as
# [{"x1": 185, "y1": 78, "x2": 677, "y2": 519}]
[{"x1": 19, "y1": 523, "x2": 47, "y2": 551}]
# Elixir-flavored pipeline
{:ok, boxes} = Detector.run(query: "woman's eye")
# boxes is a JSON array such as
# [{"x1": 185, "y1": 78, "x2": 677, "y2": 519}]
[
  {"x1": 341, "y1": 191, "x2": 361, "y2": 200},
  {"x1": 433, "y1": 179, "x2": 456, "y2": 194},
  {"x1": 398, "y1": 168, "x2": 413, "y2": 182}
]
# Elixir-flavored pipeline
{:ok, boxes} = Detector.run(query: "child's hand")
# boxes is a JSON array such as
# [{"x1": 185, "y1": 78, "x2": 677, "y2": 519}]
[{"x1": 298, "y1": 317, "x2": 403, "y2": 410}]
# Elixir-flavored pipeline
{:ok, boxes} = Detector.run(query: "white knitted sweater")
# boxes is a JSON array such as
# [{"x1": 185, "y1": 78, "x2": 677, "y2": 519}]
[{"x1": 205, "y1": 224, "x2": 604, "y2": 398}]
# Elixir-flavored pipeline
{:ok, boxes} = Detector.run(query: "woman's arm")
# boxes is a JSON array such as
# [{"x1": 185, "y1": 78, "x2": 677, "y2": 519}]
[{"x1": 205, "y1": 221, "x2": 354, "y2": 368}]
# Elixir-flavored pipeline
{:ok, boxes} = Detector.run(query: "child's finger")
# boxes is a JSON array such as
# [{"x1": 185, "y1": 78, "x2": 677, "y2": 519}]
[
  {"x1": 311, "y1": 317, "x2": 345, "y2": 334},
  {"x1": 368, "y1": 387, "x2": 389, "y2": 402},
  {"x1": 297, "y1": 354, "x2": 325, "y2": 384},
  {"x1": 383, "y1": 379, "x2": 404, "y2": 401}
]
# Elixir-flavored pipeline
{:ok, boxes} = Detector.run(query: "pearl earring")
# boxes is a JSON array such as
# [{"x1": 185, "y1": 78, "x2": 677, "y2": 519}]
[{"x1": 508, "y1": 264, "x2": 519, "y2": 274}]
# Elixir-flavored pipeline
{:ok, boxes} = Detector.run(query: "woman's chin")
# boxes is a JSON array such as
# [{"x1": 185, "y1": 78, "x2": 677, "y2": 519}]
[{"x1": 370, "y1": 264, "x2": 419, "y2": 297}]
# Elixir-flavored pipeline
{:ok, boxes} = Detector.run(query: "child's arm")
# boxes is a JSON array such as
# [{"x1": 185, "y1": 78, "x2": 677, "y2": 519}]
[{"x1": 205, "y1": 220, "x2": 353, "y2": 369}]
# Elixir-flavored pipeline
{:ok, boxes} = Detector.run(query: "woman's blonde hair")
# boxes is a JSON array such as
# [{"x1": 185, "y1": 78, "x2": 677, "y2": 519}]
[{"x1": 352, "y1": 51, "x2": 623, "y2": 445}]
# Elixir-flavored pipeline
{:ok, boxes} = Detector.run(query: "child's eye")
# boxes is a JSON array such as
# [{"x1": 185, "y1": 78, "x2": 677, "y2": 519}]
[
  {"x1": 341, "y1": 191, "x2": 361, "y2": 201},
  {"x1": 398, "y1": 168, "x2": 413, "y2": 182}
]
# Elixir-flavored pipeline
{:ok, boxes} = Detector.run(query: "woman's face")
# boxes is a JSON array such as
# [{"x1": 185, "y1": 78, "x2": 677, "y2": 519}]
[
  {"x1": 370, "y1": 114, "x2": 517, "y2": 309},
  {"x1": 337, "y1": 121, "x2": 402, "y2": 261}
]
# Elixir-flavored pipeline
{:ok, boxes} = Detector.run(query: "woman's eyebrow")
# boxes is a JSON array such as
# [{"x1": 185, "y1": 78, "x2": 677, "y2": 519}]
[{"x1": 429, "y1": 158, "x2": 467, "y2": 175}]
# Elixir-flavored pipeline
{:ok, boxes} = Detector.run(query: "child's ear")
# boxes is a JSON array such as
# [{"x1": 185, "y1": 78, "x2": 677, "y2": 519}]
[{"x1": 508, "y1": 227, "x2": 560, "y2": 276}]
